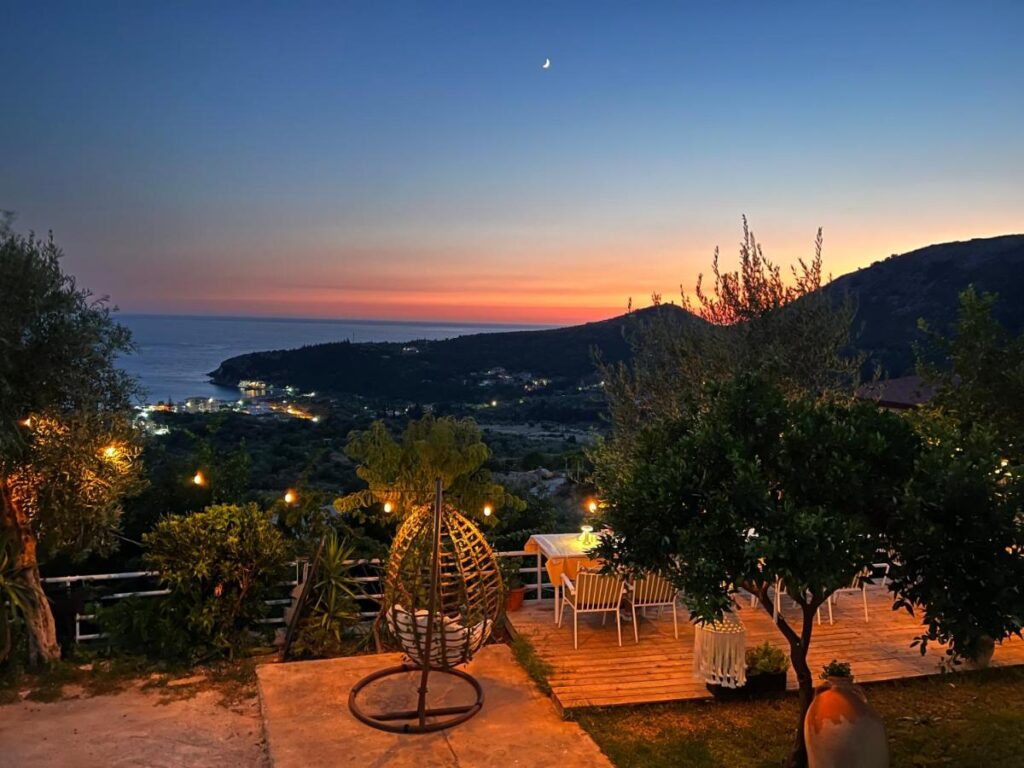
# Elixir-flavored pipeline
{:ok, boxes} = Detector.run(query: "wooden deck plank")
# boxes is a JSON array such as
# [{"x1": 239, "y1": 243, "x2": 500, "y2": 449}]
[{"x1": 506, "y1": 589, "x2": 1024, "y2": 710}]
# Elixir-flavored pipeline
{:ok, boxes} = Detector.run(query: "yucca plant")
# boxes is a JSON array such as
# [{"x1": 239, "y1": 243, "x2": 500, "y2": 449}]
[
  {"x1": 292, "y1": 531, "x2": 364, "y2": 658},
  {"x1": 0, "y1": 537, "x2": 37, "y2": 663}
]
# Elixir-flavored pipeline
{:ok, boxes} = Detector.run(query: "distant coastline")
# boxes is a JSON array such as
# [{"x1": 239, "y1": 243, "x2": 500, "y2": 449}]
[{"x1": 116, "y1": 313, "x2": 553, "y2": 404}]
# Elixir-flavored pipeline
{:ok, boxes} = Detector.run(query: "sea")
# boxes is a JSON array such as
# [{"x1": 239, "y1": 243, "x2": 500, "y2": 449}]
[{"x1": 116, "y1": 314, "x2": 545, "y2": 404}]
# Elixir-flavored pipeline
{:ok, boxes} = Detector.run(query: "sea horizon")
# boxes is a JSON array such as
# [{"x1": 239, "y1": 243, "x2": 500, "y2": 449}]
[{"x1": 115, "y1": 313, "x2": 556, "y2": 404}]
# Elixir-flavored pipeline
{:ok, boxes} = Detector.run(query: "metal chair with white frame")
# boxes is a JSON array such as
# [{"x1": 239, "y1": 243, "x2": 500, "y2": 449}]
[
  {"x1": 825, "y1": 562, "x2": 890, "y2": 624},
  {"x1": 624, "y1": 573, "x2": 680, "y2": 642},
  {"x1": 558, "y1": 569, "x2": 625, "y2": 649}
]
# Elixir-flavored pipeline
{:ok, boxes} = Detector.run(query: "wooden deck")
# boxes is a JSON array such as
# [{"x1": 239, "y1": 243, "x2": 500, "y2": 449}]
[{"x1": 505, "y1": 588, "x2": 1024, "y2": 710}]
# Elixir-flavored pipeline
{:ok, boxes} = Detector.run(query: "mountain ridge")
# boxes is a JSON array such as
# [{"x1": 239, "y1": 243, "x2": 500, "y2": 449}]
[{"x1": 209, "y1": 234, "x2": 1024, "y2": 399}]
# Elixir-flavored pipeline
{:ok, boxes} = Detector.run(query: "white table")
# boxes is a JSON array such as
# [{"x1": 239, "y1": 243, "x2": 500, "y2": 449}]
[{"x1": 524, "y1": 533, "x2": 602, "y2": 623}]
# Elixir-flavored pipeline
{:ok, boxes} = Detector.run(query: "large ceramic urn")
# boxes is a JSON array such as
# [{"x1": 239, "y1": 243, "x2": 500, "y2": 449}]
[{"x1": 804, "y1": 676, "x2": 889, "y2": 768}]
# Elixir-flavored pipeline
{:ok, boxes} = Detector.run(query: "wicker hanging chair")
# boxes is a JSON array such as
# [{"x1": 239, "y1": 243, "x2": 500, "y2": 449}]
[{"x1": 348, "y1": 480, "x2": 503, "y2": 733}]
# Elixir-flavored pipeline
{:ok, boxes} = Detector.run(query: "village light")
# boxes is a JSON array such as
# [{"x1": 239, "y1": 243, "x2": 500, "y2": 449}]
[{"x1": 193, "y1": 470, "x2": 206, "y2": 486}]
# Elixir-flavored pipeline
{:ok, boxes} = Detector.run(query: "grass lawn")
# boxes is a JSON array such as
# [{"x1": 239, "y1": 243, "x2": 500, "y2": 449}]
[{"x1": 572, "y1": 666, "x2": 1024, "y2": 768}]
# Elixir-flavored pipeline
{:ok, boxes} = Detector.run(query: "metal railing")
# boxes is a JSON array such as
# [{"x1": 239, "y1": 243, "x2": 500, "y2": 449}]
[{"x1": 41, "y1": 550, "x2": 550, "y2": 644}]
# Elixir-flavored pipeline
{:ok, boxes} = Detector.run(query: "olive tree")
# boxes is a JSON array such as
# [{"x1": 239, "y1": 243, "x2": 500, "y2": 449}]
[{"x1": 0, "y1": 228, "x2": 143, "y2": 663}]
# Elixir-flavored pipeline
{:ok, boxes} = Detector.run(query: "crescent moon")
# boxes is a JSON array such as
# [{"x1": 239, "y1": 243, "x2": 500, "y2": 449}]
[{"x1": 542, "y1": 58, "x2": 551, "y2": 69}]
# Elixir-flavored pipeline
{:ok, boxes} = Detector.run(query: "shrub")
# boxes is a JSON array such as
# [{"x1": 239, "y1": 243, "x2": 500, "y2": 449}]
[
  {"x1": 140, "y1": 503, "x2": 289, "y2": 660},
  {"x1": 821, "y1": 659, "x2": 852, "y2": 680},
  {"x1": 745, "y1": 642, "x2": 789, "y2": 676},
  {"x1": 291, "y1": 531, "x2": 363, "y2": 659}
]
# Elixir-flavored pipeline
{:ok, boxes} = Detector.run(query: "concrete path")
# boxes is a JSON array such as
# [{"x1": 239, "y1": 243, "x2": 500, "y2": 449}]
[
  {"x1": 0, "y1": 684, "x2": 267, "y2": 767},
  {"x1": 256, "y1": 644, "x2": 612, "y2": 768}
]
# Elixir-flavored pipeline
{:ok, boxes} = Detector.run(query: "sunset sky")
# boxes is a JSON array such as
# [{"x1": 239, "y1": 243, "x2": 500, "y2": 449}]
[{"x1": 3, "y1": 2, "x2": 1023, "y2": 325}]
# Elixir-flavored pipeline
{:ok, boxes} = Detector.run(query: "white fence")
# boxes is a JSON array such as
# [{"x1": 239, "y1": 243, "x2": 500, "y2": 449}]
[{"x1": 41, "y1": 550, "x2": 549, "y2": 644}]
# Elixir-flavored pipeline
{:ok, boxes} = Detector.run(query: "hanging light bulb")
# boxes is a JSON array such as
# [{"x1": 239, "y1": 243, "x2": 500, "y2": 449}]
[
  {"x1": 587, "y1": 499, "x2": 598, "y2": 514},
  {"x1": 284, "y1": 489, "x2": 297, "y2": 504},
  {"x1": 193, "y1": 470, "x2": 206, "y2": 486},
  {"x1": 383, "y1": 501, "x2": 393, "y2": 514},
  {"x1": 483, "y1": 504, "x2": 493, "y2": 517}
]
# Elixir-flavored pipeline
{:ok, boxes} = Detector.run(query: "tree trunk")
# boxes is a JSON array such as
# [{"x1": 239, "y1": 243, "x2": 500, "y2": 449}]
[
  {"x1": 787, "y1": 640, "x2": 814, "y2": 768},
  {"x1": 747, "y1": 582, "x2": 817, "y2": 768},
  {"x1": 0, "y1": 479, "x2": 61, "y2": 665}
]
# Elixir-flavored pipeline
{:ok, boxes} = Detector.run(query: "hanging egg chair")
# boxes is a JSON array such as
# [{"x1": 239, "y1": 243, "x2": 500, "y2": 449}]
[{"x1": 348, "y1": 480, "x2": 503, "y2": 733}]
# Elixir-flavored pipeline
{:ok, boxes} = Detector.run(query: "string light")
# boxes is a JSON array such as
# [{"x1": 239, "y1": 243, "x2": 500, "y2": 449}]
[
  {"x1": 19, "y1": 417, "x2": 32, "y2": 428},
  {"x1": 586, "y1": 499, "x2": 598, "y2": 514},
  {"x1": 284, "y1": 489, "x2": 297, "y2": 504},
  {"x1": 103, "y1": 445, "x2": 118, "y2": 459},
  {"x1": 193, "y1": 470, "x2": 206, "y2": 486},
  {"x1": 383, "y1": 501, "x2": 393, "y2": 514},
  {"x1": 483, "y1": 504, "x2": 493, "y2": 517}
]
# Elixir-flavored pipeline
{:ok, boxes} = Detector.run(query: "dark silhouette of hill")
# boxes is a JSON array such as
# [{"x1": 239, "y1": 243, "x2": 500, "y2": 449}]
[
  {"x1": 210, "y1": 234, "x2": 1024, "y2": 400},
  {"x1": 210, "y1": 304, "x2": 703, "y2": 401},
  {"x1": 822, "y1": 234, "x2": 1024, "y2": 375}
]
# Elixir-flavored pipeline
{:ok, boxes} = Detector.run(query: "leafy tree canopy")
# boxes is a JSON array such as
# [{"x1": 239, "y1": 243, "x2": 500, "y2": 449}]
[{"x1": 334, "y1": 414, "x2": 525, "y2": 523}]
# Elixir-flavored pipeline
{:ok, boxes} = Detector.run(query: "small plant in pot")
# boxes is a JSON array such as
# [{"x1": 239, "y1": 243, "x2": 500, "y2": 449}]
[
  {"x1": 744, "y1": 642, "x2": 790, "y2": 696},
  {"x1": 707, "y1": 642, "x2": 790, "y2": 699},
  {"x1": 500, "y1": 557, "x2": 526, "y2": 612},
  {"x1": 820, "y1": 659, "x2": 853, "y2": 682}
]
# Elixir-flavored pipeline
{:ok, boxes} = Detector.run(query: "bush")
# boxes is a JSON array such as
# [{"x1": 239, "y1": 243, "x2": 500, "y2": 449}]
[
  {"x1": 821, "y1": 659, "x2": 852, "y2": 680},
  {"x1": 745, "y1": 642, "x2": 789, "y2": 676},
  {"x1": 138, "y1": 503, "x2": 290, "y2": 661},
  {"x1": 291, "y1": 531, "x2": 363, "y2": 659}
]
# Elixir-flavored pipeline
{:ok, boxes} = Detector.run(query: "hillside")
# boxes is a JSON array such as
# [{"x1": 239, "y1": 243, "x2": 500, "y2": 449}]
[
  {"x1": 210, "y1": 234, "x2": 1024, "y2": 400},
  {"x1": 209, "y1": 304, "x2": 704, "y2": 402},
  {"x1": 823, "y1": 234, "x2": 1024, "y2": 375}
]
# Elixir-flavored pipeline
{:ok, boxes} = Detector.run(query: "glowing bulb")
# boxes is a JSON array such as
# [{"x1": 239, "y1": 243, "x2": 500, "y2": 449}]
[
  {"x1": 587, "y1": 499, "x2": 598, "y2": 514},
  {"x1": 491, "y1": 400, "x2": 498, "y2": 407},
  {"x1": 193, "y1": 471, "x2": 206, "y2": 486},
  {"x1": 383, "y1": 501, "x2": 393, "y2": 514},
  {"x1": 103, "y1": 445, "x2": 118, "y2": 459},
  {"x1": 284, "y1": 490, "x2": 297, "y2": 504},
  {"x1": 19, "y1": 417, "x2": 32, "y2": 428},
  {"x1": 483, "y1": 504, "x2": 493, "y2": 517}
]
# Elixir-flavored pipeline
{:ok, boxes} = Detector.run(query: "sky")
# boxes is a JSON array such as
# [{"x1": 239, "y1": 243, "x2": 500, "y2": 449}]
[{"x1": 3, "y1": 1, "x2": 1023, "y2": 325}]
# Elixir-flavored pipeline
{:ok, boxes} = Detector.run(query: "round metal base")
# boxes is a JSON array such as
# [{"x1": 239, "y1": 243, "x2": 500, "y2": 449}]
[{"x1": 348, "y1": 663, "x2": 484, "y2": 734}]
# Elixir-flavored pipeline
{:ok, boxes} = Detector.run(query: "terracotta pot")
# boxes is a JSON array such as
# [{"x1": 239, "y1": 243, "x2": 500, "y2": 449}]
[
  {"x1": 504, "y1": 586, "x2": 526, "y2": 612},
  {"x1": 805, "y1": 676, "x2": 889, "y2": 768}
]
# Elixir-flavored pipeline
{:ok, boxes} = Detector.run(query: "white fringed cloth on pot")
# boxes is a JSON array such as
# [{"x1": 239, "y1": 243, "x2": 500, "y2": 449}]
[{"x1": 692, "y1": 612, "x2": 747, "y2": 688}]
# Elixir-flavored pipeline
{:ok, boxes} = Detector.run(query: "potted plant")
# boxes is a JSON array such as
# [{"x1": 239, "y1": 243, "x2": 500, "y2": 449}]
[
  {"x1": 743, "y1": 641, "x2": 790, "y2": 696},
  {"x1": 500, "y1": 557, "x2": 526, "y2": 612},
  {"x1": 805, "y1": 660, "x2": 890, "y2": 767}
]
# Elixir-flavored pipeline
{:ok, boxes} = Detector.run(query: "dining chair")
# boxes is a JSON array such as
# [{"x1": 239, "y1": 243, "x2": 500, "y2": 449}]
[
  {"x1": 558, "y1": 570, "x2": 625, "y2": 649},
  {"x1": 826, "y1": 563, "x2": 890, "y2": 624},
  {"x1": 625, "y1": 573, "x2": 679, "y2": 641}
]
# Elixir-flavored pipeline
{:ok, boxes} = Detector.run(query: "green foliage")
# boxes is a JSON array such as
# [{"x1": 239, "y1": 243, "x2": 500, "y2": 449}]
[
  {"x1": 888, "y1": 414, "x2": 1024, "y2": 662},
  {"x1": 820, "y1": 660, "x2": 852, "y2": 680},
  {"x1": 918, "y1": 285, "x2": 1024, "y2": 460},
  {"x1": 498, "y1": 555, "x2": 524, "y2": 590},
  {"x1": 598, "y1": 219, "x2": 858, "y2": 455},
  {"x1": 141, "y1": 504, "x2": 289, "y2": 660},
  {"x1": 593, "y1": 373, "x2": 918, "y2": 624},
  {"x1": 291, "y1": 532, "x2": 364, "y2": 658},
  {"x1": 97, "y1": 595, "x2": 194, "y2": 662},
  {"x1": 334, "y1": 414, "x2": 525, "y2": 523},
  {"x1": 0, "y1": 536, "x2": 37, "y2": 663},
  {"x1": 745, "y1": 642, "x2": 789, "y2": 676}
]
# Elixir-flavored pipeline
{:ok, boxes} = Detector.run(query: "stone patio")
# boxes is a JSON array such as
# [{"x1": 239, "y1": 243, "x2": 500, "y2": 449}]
[{"x1": 256, "y1": 644, "x2": 612, "y2": 768}]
